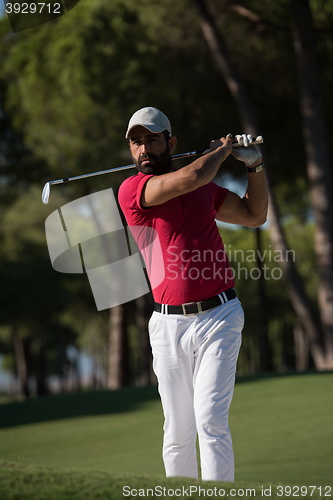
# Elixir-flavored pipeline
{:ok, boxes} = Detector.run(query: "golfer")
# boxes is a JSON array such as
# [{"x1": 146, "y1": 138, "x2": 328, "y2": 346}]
[{"x1": 118, "y1": 107, "x2": 268, "y2": 481}]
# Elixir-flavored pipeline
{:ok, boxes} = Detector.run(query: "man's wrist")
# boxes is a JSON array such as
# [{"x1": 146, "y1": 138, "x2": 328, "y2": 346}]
[{"x1": 247, "y1": 163, "x2": 264, "y2": 173}]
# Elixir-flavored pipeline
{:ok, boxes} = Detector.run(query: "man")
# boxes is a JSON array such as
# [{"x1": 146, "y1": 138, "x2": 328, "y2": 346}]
[{"x1": 118, "y1": 107, "x2": 268, "y2": 481}]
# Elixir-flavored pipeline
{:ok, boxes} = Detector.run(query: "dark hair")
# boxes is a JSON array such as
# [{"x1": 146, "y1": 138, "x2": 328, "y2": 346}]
[{"x1": 163, "y1": 130, "x2": 171, "y2": 148}]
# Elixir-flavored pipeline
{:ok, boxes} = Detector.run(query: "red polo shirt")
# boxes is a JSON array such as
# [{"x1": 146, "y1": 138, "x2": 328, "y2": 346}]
[{"x1": 118, "y1": 172, "x2": 235, "y2": 305}]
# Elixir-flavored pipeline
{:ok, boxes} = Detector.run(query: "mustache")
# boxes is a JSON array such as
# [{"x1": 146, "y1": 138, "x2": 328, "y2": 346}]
[
  {"x1": 134, "y1": 146, "x2": 172, "y2": 175},
  {"x1": 138, "y1": 153, "x2": 158, "y2": 166}
]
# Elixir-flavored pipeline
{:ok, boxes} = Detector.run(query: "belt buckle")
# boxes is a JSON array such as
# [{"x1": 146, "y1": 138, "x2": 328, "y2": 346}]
[{"x1": 181, "y1": 301, "x2": 203, "y2": 315}]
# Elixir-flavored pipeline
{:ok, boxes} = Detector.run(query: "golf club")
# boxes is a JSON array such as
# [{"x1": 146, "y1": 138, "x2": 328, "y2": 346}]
[{"x1": 41, "y1": 136, "x2": 264, "y2": 204}]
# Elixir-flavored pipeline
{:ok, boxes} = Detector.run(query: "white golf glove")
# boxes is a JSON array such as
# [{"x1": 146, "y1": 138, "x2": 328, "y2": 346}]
[{"x1": 232, "y1": 134, "x2": 262, "y2": 166}]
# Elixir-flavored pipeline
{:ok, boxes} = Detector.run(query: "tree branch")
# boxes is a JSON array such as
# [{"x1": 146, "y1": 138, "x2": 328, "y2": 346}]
[{"x1": 230, "y1": 3, "x2": 333, "y2": 35}]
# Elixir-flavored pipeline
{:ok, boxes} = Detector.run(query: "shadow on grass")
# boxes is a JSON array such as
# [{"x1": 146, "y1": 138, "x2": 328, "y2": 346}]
[
  {"x1": 0, "y1": 385, "x2": 160, "y2": 429},
  {"x1": 1, "y1": 370, "x2": 331, "y2": 430}
]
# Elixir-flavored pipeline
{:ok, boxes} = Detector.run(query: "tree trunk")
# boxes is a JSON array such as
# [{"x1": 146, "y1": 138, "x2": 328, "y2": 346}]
[
  {"x1": 256, "y1": 228, "x2": 272, "y2": 371},
  {"x1": 290, "y1": 0, "x2": 333, "y2": 368},
  {"x1": 12, "y1": 331, "x2": 29, "y2": 399},
  {"x1": 108, "y1": 304, "x2": 130, "y2": 389},
  {"x1": 136, "y1": 294, "x2": 154, "y2": 385},
  {"x1": 36, "y1": 331, "x2": 49, "y2": 396},
  {"x1": 192, "y1": 0, "x2": 326, "y2": 369},
  {"x1": 293, "y1": 323, "x2": 309, "y2": 371},
  {"x1": 268, "y1": 194, "x2": 326, "y2": 367}
]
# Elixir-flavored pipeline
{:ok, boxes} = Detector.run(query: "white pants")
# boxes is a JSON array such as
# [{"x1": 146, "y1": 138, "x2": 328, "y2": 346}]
[{"x1": 148, "y1": 298, "x2": 244, "y2": 481}]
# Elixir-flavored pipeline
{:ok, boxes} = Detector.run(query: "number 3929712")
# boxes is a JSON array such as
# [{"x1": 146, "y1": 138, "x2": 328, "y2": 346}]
[{"x1": 6, "y1": 3, "x2": 61, "y2": 14}]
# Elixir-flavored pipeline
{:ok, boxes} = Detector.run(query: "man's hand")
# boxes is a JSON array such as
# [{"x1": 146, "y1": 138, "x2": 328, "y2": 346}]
[
  {"x1": 215, "y1": 133, "x2": 268, "y2": 227},
  {"x1": 231, "y1": 134, "x2": 262, "y2": 166},
  {"x1": 209, "y1": 133, "x2": 233, "y2": 154}
]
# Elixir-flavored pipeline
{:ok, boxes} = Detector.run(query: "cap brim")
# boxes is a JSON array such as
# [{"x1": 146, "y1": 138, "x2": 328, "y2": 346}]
[{"x1": 125, "y1": 123, "x2": 166, "y2": 139}]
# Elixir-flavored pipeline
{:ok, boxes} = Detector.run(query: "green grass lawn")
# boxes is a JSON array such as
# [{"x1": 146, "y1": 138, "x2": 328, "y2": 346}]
[
  {"x1": 230, "y1": 373, "x2": 333, "y2": 485},
  {"x1": 0, "y1": 386, "x2": 164, "y2": 475},
  {"x1": 0, "y1": 372, "x2": 332, "y2": 498}
]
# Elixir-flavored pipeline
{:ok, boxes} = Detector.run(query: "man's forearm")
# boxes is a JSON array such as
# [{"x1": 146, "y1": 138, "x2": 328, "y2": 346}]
[
  {"x1": 174, "y1": 136, "x2": 232, "y2": 190},
  {"x1": 188, "y1": 140, "x2": 232, "y2": 187},
  {"x1": 139, "y1": 138, "x2": 232, "y2": 208},
  {"x1": 243, "y1": 166, "x2": 269, "y2": 225}
]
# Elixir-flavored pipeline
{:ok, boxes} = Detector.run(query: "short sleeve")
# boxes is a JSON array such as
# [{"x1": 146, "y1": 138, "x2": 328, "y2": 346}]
[
  {"x1": 118, "y1": 173, "x2": 155, "y2": 226},
  {"x1": 136, "y1": 174, "x2": 154, "y2": 210},
  {"x1": 210, "y1": 182, "x2": 229, "y2": 213}
]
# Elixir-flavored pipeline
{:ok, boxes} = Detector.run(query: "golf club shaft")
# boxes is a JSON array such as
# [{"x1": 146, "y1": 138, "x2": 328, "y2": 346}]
[{"x1": 42, "y1": 136, "x2": 264, "y2": 204}]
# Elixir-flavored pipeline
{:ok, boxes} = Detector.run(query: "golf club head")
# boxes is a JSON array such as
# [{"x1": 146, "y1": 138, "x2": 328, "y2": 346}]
[{"x1": 42, "y1": 182, "x2": 51, "y2": 204}]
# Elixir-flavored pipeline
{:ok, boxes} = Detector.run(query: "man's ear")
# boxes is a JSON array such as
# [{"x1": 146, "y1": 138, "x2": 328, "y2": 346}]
[{"x1": 169, "y1": 136, "x2": 177, "y2": 154}]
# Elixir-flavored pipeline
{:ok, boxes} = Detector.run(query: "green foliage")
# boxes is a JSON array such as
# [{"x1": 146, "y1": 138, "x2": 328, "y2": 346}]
[
  {"x1": 220, "y1": 224, "x2": 318, "y2": 374},
  {"x1": 0, "y1": 0, "x2": 242, "y2": 185},
  {"x1": 0, "y1": 0, "x2": 331, "y2": 386},
  {"x1": 0, "y1": 187, "x2": 94, "y2": 384}
]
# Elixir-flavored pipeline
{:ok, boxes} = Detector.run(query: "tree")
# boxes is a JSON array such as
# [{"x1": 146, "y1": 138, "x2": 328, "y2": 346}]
[
  {"x1": 0, "y1": 187, "x2": 86, "y2": 396},
  {"x1": 1, "y1": 0, "x2": 331, "y2": 384},
  {"x1": 0, "y1": 0, "x2": 241, "y2": 387},
  {"x1": 191, "y1": 0, "x2": 330, "y2": 369},
  {"x1": 290, "y1": 0, "x2": 333, "y2": 368}
]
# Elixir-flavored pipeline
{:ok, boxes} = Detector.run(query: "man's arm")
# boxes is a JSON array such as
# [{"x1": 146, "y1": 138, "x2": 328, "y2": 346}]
[
  {"x1": 141, "y1": 136, "x2": 233, "y2": 208},
  {"x1": 215, "y1": 157, "x2": 268, "y2": 228}
]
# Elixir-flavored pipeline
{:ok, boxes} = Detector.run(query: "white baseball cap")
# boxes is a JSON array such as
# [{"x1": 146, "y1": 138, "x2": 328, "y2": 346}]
[{"x1": 125, "y1": 107, "x2": 172, "y2": 138}]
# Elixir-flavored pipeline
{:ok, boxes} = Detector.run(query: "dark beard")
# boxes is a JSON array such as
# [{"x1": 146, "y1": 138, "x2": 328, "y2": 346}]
[{"x1": 134, "y1": 146, "x2": 173, "y2": 175}]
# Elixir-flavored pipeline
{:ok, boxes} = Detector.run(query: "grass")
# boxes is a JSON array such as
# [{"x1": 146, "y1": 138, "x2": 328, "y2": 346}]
[
  {"x1": 230, "y1": 372, "x2": 333, "y2": 485},
  {"x1": 0, "y1": 372, "x2": 332, "y2": 499},
  {"x1": 0, "y1": 386, "x2": 163, "y2": 475},
  {"x1": 2, "y1": 460, "x2": 328, "y2": 500}
]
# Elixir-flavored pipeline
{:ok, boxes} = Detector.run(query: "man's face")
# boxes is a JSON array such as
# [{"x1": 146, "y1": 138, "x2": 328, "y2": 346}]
[{"x1": 129, "y1": 126, "x2": 173, "y2": 175}]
